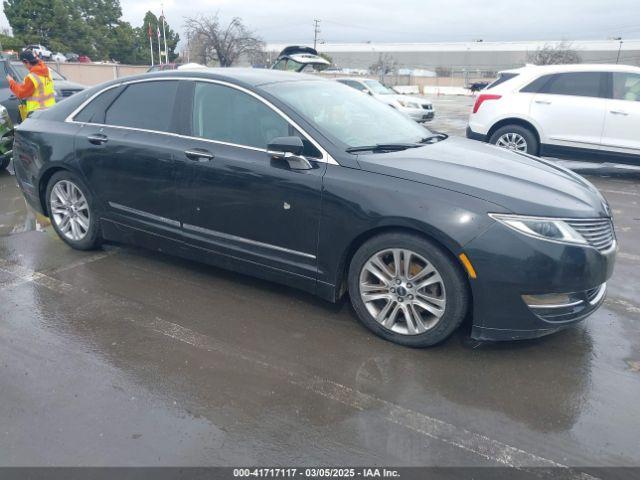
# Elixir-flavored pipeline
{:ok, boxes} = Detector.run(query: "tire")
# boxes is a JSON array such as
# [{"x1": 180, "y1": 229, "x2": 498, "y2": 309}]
[
  {"x1": 45, "y1": 171, "x2": 102, "y2": 250},
  {"x1": 489, "y1": 124, "x2": 539, "y2": 156},
  {"x1": 0, "y1": 156, "x2": 9, "y2": 171},
  {"x1": 348, "y1": 232, "x2": 469, "y2": 347}
]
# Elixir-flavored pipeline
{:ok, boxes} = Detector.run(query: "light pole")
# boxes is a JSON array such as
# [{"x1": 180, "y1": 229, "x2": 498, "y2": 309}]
[
  {"x1": 313, "y1": 19, "x2": 321, "y2": 50},
  {"x1": 613, "y1": 37, "x2": 623, "y2": 64}
]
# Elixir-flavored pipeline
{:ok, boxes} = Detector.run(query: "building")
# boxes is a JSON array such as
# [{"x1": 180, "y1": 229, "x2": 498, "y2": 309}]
[{"x1": 265, "y1": 39, "x2": 640, "y2": 74}]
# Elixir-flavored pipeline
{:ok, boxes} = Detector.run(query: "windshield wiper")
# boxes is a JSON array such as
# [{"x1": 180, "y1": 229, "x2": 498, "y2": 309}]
[
  {"x1": 419, "y1": 133, "x2": 448, "y2": 144},
  {"x1": 345, "y1": 143, "x2": 421, "y2": 153}
]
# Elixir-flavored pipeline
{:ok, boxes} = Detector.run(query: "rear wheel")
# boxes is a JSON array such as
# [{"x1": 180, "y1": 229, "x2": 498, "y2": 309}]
[
  {"x1": 46, "y1": 171, "x2": 102, "y2": 250},
  {"x1": 489, "y1": 124, "x2": 539, "y2": 156},
  {"x1": 0, "y1": 155, "x2": 9, "y2": 170},
  {"x1": 348, "y1": 232, "x2": 469, "y2": 347}
]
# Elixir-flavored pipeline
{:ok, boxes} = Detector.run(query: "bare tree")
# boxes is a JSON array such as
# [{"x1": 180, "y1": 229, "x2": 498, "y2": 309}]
[
  {"x1": 369, "y1": 54, "x2": 398, "y2": 81},
  {"x1": 184, "y1": 13, "x2": 264, "y2": 67},
  {"x1": 526, "y1": 41, "x2": 582, "y2": 65}
]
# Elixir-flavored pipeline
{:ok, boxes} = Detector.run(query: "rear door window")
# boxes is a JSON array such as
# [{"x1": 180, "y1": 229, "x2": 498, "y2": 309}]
[
  {"x1": 74, "y1": 86, "x2": 124, "y2": 124},
  {"x1": 540, "y1": 72, "x2": 606, "y2": 98},
  {"x1": 104, "y1": 80, "x2": 179, "y2": 132}
]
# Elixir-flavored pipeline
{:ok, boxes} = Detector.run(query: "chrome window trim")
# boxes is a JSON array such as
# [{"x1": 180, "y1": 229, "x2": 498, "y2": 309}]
[
  {"x1": 183, "y1": 223, "x2": 316, "y2": 260},
  {"x1": 64, "y1": 76, "x2": 339, "y2": 165}
]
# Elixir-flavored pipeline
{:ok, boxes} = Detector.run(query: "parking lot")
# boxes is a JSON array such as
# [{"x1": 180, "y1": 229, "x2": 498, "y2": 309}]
[{"x1": 1, "y1": 95, "x2": 639, "y2": 469}]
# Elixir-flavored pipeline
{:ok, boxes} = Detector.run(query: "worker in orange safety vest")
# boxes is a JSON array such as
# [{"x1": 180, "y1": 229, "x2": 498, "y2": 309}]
[{"x1": 6, "y1": 49, "x2": 56, "y2": 121}]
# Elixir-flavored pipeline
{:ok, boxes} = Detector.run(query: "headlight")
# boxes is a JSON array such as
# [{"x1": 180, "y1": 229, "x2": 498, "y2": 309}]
[{"x1": 489, "y1": 213, "x2": 587, "y2": 245}]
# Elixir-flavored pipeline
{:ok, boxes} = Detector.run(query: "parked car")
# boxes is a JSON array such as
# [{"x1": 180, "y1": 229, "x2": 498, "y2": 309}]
[
  {"x1": 467, "y1": 63, "x2": 640, "y2": 165},
  {"x1": 78, "y1": 55, "x2": 92, "y2": 63},
  {"x1": 13, "y1": 69, "x2": 616, "y2": 347},
  {"x1": 0, "y1": 104, "x2": 13, "y2": 170},
  {"x1": 147, "y1": 63, "x2": 206, "y2": 72},
  {"x1": 0, "y1": 59, "x2": 86, "y2": 124},
  {"x1": 51, "y1": 52, "x2": 67, "y2": 63},
  {"x1": 23, "y1": 44, "x2": 52, "y2": 59},
  {"x1": 147, "y1": 63, "x2": 181, "y2": 72},
  {"x1": 336, "y1": 77, "x2": 435, "y2": 122},
  {"x1": 65, "y1": 53, "x2": 80, "y2": 63},
  {"x1": 271, "y1": 45, "x2": 331, "y2": 72}
]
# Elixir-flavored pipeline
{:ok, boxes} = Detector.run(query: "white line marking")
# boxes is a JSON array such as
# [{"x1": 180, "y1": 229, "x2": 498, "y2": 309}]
[
  {"x1": 600, "y1": 189, "x2": 640, "y2": 197},
  {"x1": 0, "y1": 256, "x2": 600, "y2": 478},
  {"x1": 606, "y1": 297, "x2": 640, "y2": 315},
  {"x1": 619, "y1": 252, "x2": 640, "y2": 262}
]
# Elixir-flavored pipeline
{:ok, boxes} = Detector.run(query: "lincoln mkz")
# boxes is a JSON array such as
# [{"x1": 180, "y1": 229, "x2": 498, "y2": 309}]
[{"x1": 13, "y1": 69, "x2": 616, "y2": 347}]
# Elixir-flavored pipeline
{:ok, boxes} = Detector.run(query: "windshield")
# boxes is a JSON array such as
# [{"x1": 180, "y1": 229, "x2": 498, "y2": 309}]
[
  {"x1": 12, "y1": 62, "x2": 64, "y2": 81},
  {"x1": 263, "y1": 80, "x2": 432, "y2": 149},
  {"x1": 364, "y1": 80, "x2": 394, "y2": 95}
]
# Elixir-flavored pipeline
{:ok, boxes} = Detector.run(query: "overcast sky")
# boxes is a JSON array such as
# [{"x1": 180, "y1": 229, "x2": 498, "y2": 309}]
[
  {"x1": 119, "y1": 0, "x2": 640, "y2": 45},
  {"x1": 2, "y1": 0, "x2": 640, "y2": 45}
]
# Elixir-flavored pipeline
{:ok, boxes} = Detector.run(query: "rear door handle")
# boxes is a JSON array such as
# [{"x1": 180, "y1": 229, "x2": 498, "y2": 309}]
[
  {"x1": 185, "y1": 149, "x2": 215, "y2": 162},
  {"x1": 87, "y1": 133, "x2": 108, "y2": 145},
  {"x1": 610, "y1": 110, "x2": 629, "y2": 116},
  {"x1": 535, "y1": 100, "x2": 552, "y2": 105}
]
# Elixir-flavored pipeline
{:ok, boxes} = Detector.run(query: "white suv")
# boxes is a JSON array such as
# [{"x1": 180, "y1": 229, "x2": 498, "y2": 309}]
[
  {"x1": 466, "y1": 64, "x2": 640, "y2": 164},
  {"x1": 23, "y1": 44, "x2": 52, "y2": 59}
]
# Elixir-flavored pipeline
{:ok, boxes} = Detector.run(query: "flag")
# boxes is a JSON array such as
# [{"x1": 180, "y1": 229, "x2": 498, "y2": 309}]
[
  {"x1": 157, "y1": 25, "x2": 161, "y2": 38},
  {"x1": 147, "y1": 23, "x2": 153, "y2": 38}
]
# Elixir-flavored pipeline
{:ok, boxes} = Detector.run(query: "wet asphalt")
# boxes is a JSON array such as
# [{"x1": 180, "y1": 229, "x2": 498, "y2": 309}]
[{"x1": 1, "y1": 97, "x2": 639, "y2": 468}]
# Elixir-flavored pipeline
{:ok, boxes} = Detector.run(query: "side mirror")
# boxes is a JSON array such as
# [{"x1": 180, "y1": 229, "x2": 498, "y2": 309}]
[
  {"x1": 267, "y1": 136, "x2": 313, "y2": 170},
  {"x1": 268, "y1": 136, "x2": 304, "y2": 156}
]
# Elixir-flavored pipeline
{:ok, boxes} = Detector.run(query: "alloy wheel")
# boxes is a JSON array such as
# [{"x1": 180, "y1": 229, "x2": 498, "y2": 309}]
[
  {"x1": 359, "y1": 248, "x2": 446, "y2": 336},
  {"x1": 496, "y1": 132, "x2": 528, "y2": 152},
  {"x1": 50, "y1": 180, "x2": 91, "y2": 241}
]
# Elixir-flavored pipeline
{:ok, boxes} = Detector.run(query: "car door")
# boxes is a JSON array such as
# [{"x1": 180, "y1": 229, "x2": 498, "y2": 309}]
[
  {"x1": 0, "y1": 61, "x2": 21, "y2": 124},
  {"x1": 73, "y1": 79, "x2": 186, "y2": 239},
  {"x1": 173, "y1": 80, "x2": 327, "y2": 282},
  {"x1": 601, "y1": 72, "x2": 640, "y2": 163},
  {"x1": 529, "y1": 72, "x2": 608, "y2": 150}
]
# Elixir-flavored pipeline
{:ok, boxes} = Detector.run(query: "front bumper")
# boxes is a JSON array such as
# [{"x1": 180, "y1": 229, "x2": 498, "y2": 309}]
[
  {"x1": 464, "y1": 222, "x2": 616, "y2": 341},
  {"x1": 401, "y1": 107, "x2": 435, "y2": 122}
]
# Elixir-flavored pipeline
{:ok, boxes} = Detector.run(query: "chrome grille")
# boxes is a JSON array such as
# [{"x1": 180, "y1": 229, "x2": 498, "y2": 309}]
[
  {"x1": 422, "y1": 104, "x2": 432, "y2": 110},
  {"x1": 566, "y1": 218, "x2": 615, "y2": 252}
]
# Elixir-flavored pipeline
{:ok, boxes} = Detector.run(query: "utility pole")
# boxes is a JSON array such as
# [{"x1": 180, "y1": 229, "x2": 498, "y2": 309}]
[{"x1": 313, "y1": 19, "x2": 321, "y2": 50}]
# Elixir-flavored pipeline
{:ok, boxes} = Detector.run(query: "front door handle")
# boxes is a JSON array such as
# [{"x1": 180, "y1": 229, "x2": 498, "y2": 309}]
[
  {"x1": 87, "y1": 133, "x2": 108, "y2": 145},
  {"x1": 535, "y1": 100, "x2": 552, "y2": 105},
  {"x1": 610, "y1": 110, "x2": 629, "y2": 116},
  {"x1": 185, "y1": 149, "x2": 215, "y2": 162}
]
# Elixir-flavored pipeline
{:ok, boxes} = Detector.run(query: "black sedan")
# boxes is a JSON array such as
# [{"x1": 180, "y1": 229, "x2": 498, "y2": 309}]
[{"x1": 13, "y1": 69, "x2": 616, "y2": 347}]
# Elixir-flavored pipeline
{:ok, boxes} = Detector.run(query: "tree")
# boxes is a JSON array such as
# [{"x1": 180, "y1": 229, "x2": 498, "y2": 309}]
[
  {"x1": 184, "y1": 13, "x2": 264, "y2": 67},
  {"x1": 369, "y1": 53, "x2": 398, "y2": 80},
  {"x1": 3, "y1": 0, "x2": 82, "y2": 49},
  {"x1": 526, "y1": 41, "x2": 582, "y2": 65}
]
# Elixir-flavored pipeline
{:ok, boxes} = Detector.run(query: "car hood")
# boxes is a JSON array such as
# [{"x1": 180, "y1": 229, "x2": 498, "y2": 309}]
[
  {"x1": 394, "y1": 94, "x2": 431, "y2": 106},
  {"x1": 356, "y1": 136, "x2": 609, "y2": 218}
]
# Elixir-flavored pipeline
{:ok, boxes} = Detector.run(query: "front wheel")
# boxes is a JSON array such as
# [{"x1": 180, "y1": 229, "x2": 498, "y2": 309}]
[
  {"x1": 0, "y1": 156, "x2": 9, "y2": 170},
  {"x1": 46, "y1": 171, "x2": 102, "y2": 250},
  {"x1": 348, "y1": 232, "x2": 469, "y2": 347},
  {"x1": 489, "y1": 124, "x2": 539, "y2": 156}
]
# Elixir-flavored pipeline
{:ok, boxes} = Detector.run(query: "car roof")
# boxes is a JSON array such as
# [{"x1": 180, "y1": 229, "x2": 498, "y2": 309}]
[
  {"x1": 500, "y1": 63, "x2": 640, "y2": 75},
  {"x1": 132, "y1": 68, "x2": 325, "y2": 88}
]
